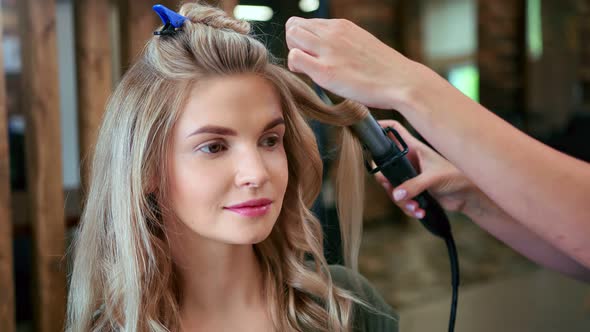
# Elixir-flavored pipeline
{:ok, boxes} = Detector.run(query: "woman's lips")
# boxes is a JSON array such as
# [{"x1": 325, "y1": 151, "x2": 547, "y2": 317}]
[{"x1": 225, "y1": 202, "x2": 272, "y2": 217}]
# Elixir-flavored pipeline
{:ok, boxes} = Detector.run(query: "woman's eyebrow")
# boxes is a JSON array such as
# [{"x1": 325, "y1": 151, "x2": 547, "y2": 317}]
[
  {"x1": 262, "y1": 117, "x2": 285, "y2": 132},
  {"x1": 186, "y1": 117, "x2": 285, "y2": 138}
]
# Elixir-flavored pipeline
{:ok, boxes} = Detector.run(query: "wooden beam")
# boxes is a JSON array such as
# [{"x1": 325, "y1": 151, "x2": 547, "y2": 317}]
[
  {"x1": 478, "y1": 0, "x2": 527, "y2": 126},
  {"x1": 525, "y1": 0, "x2": 580, "y2": 136},
  {"x1": 0, "y1": 12, "x2": 16, "y2": 332},
  {"x1": 118, "y1": 0, "x2": 159, "y2": 70},
  {"x1": 397, "y1": 0, "x2": 424, "y2": 63},
  {"x1": 575, "y1": 0, "x2": 590, "y2": 111},
  {"x1": 74, "y1": 0, "x2": 113, "y2": 191},
  {"x1": 17, "y1": 0, "x2": 67, "y2": 331}
]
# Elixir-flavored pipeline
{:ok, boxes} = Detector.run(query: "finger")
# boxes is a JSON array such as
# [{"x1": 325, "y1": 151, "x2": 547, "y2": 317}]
[
  {"x1": 382, "y1": 181, "x2": 394, "y2": 199},
  {"x1": 286, "y1": 24, "x2": 321, "y2": 56},
  {"x1": 398, "y1": 200, "x2": 421, "y2": 218},
  {"x1": 376, "y1": 178, "x2": 417, "y2": 213},
  {"x1": 401, "y1": 204, "x2": 416, "y2": 218},
  {"x1": 380, "y1": 179, "x2": 393, "y2": 191},
  {"x1": 410, "y1": 203, "x2": 426, "y2": 219},
  {"x1": 414, "y1": 208, "x2": 425, "y2": 219},
  {"x1": 377, "y1": 119, "x2": 401, "y2": 130},
  {"x1": 287, "y1": 48, "x2": 323, "y2": 75},
  {"x1": 403, "y1": 200, "x2": 418, "y2": 213},
  {"x1": 377, "y1": 120, "x2": 423, "y2": 166},
  {"x1": 286, "y1": 16, "x2": 330, "y2": 32},
  {"x1": 374, "y1": 172, "x2": 387, "y2": 184},
  {"x1": 394, "y1": 198, "x2": 422, "y2": 217},
  {"x1": 377, "y1": 120, "x2": 421, "y2": 146},
  {"x1": 391, "y1": 173, "x2": 437, "y2": 202},
  {"x1": 375, "y1": 175, "x2": 393, "y2": 194},
  {"x1": 378, "y1": 179, "x2": 426, "y2": 219}
]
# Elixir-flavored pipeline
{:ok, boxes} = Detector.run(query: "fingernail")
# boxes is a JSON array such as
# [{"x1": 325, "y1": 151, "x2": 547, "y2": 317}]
[
  {"x1": 415, "y1": 210, "x2": 425, "y2": 219},
  {"x1": 405, "y1": 203, "x2": 415, "y2": 212},
  {"x1": 393, "y1": 189, "x2": 406, "y2": 201}
]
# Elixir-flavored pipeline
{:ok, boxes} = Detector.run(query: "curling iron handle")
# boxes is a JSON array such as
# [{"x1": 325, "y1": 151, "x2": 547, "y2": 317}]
[
  {"x1": 415, "y1": 191, "x2": 451, "y2": 239},
  {"x1": 378, "y1": 157, "x2": 451, "y2": 239}
]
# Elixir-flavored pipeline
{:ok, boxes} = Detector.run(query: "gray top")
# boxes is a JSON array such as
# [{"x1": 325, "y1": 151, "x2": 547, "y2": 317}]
[
  {"x1": 329, "y1": 264, "x2": 399, "y2": 332},
  {"x1": 92, "y1": 265, "x2": 400, "y2": 331}
]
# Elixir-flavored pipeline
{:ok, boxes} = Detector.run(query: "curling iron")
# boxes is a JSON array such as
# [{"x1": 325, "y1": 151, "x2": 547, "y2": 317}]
[{"x1": 349, "y1": 113, "x2": 460, "y2": 332}]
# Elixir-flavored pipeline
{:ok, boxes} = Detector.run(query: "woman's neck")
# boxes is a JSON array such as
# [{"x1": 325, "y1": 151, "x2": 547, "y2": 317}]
[
  {"x1": 165, "y1": 217, "x2": 267, "y2": 316},
  {"x1": 177, "y1": 242, "x2": 265, "y2": 313}
]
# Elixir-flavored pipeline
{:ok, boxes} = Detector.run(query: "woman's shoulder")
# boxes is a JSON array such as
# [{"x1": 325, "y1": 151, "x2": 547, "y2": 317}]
[{"x1": 329, "y1": 264, "x2": 399, "y2": 331}]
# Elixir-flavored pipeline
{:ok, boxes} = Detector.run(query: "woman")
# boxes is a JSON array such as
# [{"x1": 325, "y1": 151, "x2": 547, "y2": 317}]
[{"x1": 66, "y1": 3, "x2": 397, "y2": 331}]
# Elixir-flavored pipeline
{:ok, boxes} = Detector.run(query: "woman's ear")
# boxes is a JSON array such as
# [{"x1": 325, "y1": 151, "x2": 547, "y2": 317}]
[
  {"x1": 145, "y1": 180, "x2": 157, "y2": 195},
  {"x1": 144, "y1": 166, "x2": 159, "y2": 195}
]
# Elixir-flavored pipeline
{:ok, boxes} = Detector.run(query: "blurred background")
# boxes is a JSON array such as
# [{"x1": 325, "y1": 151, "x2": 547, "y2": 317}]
[{"x1": 1, "y1": 0, "x2": 589, "y2": 331}]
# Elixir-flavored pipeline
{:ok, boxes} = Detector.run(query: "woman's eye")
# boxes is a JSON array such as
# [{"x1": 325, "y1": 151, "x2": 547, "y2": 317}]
[
  {"x1": 198, "y1": 142, "x2": 226, "y2": 154},
  {"x1": 262, "y1": 135, "x2": 281, "y2": 148}
]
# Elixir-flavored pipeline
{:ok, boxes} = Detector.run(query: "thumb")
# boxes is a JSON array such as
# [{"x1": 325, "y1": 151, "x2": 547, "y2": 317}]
[
  {"x1": 392, "y1": 172, "x2": 438, "y2": 203},
  {"x1": 288, "y1": 48, "x2": 322, "y2": 76}
]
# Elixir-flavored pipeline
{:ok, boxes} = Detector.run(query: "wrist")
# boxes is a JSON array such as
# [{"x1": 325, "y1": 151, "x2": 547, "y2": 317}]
[
  {"x1": 389, "y1": 61, "x2": 463, "y2": 136},
  {"x1": 389, "y1": 61, "x2": 440, "y2": 115},
  {"x1": 460, "y1": 186, "x2": 495, "y2": 219}
]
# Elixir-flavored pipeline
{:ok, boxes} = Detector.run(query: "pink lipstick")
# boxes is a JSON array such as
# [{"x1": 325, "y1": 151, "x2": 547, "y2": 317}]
[{"x1": 225, "y1": 198, "x2": 272, "y2": 217}]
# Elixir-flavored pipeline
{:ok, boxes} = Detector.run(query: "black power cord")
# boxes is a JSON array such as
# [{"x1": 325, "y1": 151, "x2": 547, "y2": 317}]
[{"x1": 445, "y1": 234, "x2": 460, "y2": 332}]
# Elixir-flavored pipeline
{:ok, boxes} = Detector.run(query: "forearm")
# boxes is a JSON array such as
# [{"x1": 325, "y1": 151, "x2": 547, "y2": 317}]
[
  {"x1": 395, "y1": 62, "x2": 590, "y2": 268},
  {"x1": 462, "y1": 187, "x2": 590, "y2": 282}
]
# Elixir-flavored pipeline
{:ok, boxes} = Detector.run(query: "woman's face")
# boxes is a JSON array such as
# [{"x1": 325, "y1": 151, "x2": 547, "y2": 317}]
[{"x1": 165, "y1": 74, "x2": 289, "y2": 245}]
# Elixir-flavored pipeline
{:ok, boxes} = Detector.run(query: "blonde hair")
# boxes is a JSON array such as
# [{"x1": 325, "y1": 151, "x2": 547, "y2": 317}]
[{"x1": 66, "y1": 2, "x2": 373, "y2": 331}]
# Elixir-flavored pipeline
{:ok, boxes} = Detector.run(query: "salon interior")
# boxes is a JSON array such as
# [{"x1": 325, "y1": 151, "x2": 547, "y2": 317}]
[{"x1": 2, "y1": 0, "x2": 590, "y2": 331}]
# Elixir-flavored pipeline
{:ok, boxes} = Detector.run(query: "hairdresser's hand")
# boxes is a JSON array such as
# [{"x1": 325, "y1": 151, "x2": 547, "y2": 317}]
[
  {"x1": 375, "y1": 120, "x2": 476, "y2": 219},
  {"x1": 285, "y1": 17, "x2": 427, "y2": 110}
]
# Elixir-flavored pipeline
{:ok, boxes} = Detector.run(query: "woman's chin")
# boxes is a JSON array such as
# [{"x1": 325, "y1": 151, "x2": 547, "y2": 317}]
[{"x1": 233, "y1": 226, "x2": 274, "y2": 245}]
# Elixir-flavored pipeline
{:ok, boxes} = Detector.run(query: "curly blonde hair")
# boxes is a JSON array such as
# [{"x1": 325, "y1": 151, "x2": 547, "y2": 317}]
[{"x1": 66, "y1": 2, "x2": 373, "y2": 331}]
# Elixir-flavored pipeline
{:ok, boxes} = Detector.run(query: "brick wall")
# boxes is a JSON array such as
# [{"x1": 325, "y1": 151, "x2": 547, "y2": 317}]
[
  {"x1": 575, "y1": 0, "x2": 590, "y2": 114},
  {"x1": 329, "y1": 0, "x2": 423, "y2": 59},
  {"x1": 526, "y1": 0, "x2": 581, "y2": 136},
  {"x1": 478, "y1": 0, "x2": 527, "y2": 128}
]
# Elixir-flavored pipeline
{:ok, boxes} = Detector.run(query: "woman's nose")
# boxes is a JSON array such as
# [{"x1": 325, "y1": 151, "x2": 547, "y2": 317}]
[{"x1": 235, "y1": 151, "x2": 270, "y2": 189}]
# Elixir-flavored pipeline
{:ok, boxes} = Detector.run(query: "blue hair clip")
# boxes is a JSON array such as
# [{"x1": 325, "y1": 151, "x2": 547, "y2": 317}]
[{"x1": 153, "y1": 4, "x2": 188, "y2": 36}]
